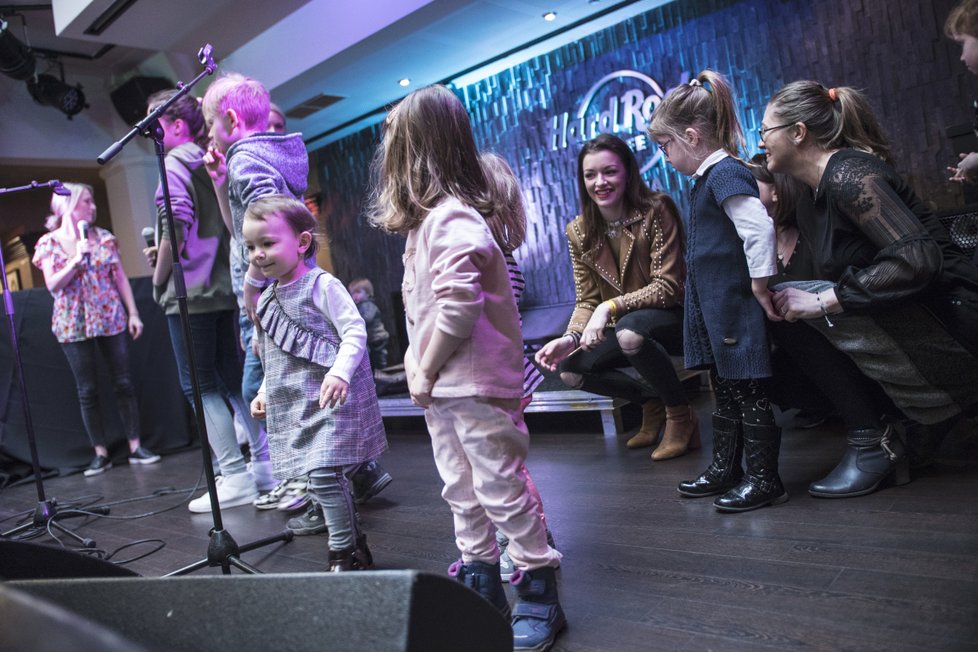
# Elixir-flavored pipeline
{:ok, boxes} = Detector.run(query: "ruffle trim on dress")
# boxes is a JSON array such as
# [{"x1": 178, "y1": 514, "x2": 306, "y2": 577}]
[{"x1": 258, "y1": 293, "x2": 339, "y2": 368}]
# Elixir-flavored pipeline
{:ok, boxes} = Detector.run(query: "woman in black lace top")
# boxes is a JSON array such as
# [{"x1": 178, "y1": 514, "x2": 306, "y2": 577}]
[{"x1": 759, "y1": 81, "x2": 978, "y2": 499}]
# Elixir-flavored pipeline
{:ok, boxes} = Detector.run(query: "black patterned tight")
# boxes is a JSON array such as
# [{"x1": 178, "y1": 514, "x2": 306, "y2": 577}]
[{"x1": 711, "y1": 368, "x2": 776, "y2": 427}]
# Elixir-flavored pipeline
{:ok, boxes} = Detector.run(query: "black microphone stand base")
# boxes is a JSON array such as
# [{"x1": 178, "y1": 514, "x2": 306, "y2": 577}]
[
  {"x1": 2, "y1": 498, "x2": 98, "y2": 548},
  {"x1": 165, "y1": 527, "x2": 294, "y2": 576}
]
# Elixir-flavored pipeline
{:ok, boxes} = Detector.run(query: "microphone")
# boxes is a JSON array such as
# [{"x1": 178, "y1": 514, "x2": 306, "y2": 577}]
[
  {"x1": 142, "y1": 226, "x2": 156, "y2": 249},
  {"x1": 51, "y1": 181, "x2": 72, "y2": 196},
  {"x1": 78, "y1": 220, "x2": 90, "y2": 265}
]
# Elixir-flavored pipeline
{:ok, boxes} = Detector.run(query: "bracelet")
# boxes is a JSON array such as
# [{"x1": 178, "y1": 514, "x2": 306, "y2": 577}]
[
  {"x1": 563, "y1": 331, "x2": 581, "y2": 346},
  {"x1": 244, "y1": 274, "x2": 268, "y2": 288},
  {"x1": 815, "y1": 292, "x2": 835, "y2": 328},
  {"x1": 604, "y1": 299, "x2": 618, "y2": 319}
]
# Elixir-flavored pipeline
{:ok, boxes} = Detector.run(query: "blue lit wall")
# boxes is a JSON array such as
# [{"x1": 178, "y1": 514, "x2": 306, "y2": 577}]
[{"x1": 315, "y1": 0, "x2": 971, "y2": 358}]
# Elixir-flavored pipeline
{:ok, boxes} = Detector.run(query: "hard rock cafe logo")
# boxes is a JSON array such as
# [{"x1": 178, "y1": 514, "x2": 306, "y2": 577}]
[{"x1": 549, "y1": 70, "x2": 688, "y2": 173}]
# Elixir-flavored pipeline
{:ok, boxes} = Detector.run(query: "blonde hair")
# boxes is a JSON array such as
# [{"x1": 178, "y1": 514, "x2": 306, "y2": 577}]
[
  {"x1": 348, "y1": 278, "x2": 374, "y2": 296},
  {"x1": 244, "y1": 195, "x2": 319, "y2": 260},
  {"x1": 367, "y1": 84, "x2": 493, "y2": 234},
  {"x1": 648, "y1": 69, "x2": 745, "y2": 158},
  {"x1": 202, "y1": 72, "x2": 270, "y2": 132},
  {"x1": 479, "y1": 152, "x2": 527, "y2": 253},
  {"x1": 767, "y1": 81, "x2": 891, "y2": 162},
  {"x1": 946, "y1": 0, "x2": 978, "y2": 38},
  {"x1": 46, "y1": 182, "x2": 94, "y2": 231}
]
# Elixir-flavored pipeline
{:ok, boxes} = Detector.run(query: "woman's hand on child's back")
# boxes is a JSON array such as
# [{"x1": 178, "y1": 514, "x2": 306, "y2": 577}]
[
  {"x1": 320, "y1": 375, "x2": 349, "y2": 409},
  {"x1": 251, "y1": 392, "x2": 266, "y2": 419}
]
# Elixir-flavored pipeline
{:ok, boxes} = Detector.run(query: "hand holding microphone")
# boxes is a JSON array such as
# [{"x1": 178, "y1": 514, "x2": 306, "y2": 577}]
[
  {"x1": 142, "y1": 227, "x2": 158, "y2": 267},
  {"x1": 76, "y1": 220, "x2": 92, "y2": 268}
]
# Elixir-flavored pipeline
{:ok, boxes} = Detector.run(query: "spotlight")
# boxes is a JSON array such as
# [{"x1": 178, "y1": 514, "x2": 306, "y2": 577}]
[
  {"x1": 542, "y1": 11, "x2": 557, "y2": 21},
  {"x1": 27, "y1": 74, "x2": 88, "y2": 119},
  {"x1": 0, "y1": 18, "x2": 36, "y2": 81},
  {"x1": 398, "y1": 78, "x2": 410, "y2": 87}
]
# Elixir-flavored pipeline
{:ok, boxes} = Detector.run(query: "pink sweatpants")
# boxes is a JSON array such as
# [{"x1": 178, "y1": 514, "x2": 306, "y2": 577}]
[{"x1": 425, "y1": 396, "x2": 562, "y2": 571}]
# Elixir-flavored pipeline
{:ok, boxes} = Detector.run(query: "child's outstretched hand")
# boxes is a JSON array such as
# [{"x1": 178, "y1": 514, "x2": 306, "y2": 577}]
[
  {"x1": 251, "y1": 392, "x2": 266, "y2": 419},
  {"x1": 949, "y1": 152, "x2": 978, "y2": 184},
  {"x1": 320, "y1": 375, "x2": 349, "y2": 409}
]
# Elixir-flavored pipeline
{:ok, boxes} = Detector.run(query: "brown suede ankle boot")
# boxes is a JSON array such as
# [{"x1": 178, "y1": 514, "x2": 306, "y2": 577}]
[
  {"x1": 651, "y1": 404, "x2": 702, "y2": 461},
  {"x1": 626, "y1": 399, "x2": 666, "y2": 449}
]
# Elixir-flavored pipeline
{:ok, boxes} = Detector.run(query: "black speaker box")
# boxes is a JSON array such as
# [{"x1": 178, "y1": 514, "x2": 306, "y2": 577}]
[
  {"x1": 4, "y1": 571, "x2": 512, "y2": 652},
  {"x1": 110, "y1": 75, "x2": 173, "y2": 125},
  {"x1": 0, "y1": 540, "x2": 140, "y2": 580}
]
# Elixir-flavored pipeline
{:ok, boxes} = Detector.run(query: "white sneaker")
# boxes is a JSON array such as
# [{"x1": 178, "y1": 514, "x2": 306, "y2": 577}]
[
  {"x1": 247, "y1": 460, "x2": 278, "y2": 492},
  {"x1": 188, "y1": 472, "x2": 259, "y2": 513}
]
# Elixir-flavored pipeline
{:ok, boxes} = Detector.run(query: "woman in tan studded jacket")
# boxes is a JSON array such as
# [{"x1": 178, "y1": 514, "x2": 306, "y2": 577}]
[{"x1": 535, "y1": 134, "x2": 698, "y2": 460}]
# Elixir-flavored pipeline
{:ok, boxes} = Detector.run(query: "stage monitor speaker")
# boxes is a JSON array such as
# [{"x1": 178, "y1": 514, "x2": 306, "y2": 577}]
[
  {"x1": 110, "y1": 75, "x2": 173, "y2": 125},
  {"x1": 0, "y1": 584, "x2": 146, "y2": 652},
  {"x1": 8, "y1": 571, "x2": 512, "y2": 652},
  {"x1": 0, "y1": 540, "x2": 140, "y2": 580}
]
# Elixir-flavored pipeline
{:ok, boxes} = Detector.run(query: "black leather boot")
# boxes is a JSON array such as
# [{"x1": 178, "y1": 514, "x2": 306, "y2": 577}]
[
  {"x1": 328, "y1": 534, "x2": 373, "y2": 571},
  {"x1": 677, "y1": 415, "x2": 744, "y2": 497},
  {"x1": 808, "y1": 423, "x2": 910, "y2": 498},
  {"x1": 714, "y1": 423, "x2": 788, "y2": 512}
]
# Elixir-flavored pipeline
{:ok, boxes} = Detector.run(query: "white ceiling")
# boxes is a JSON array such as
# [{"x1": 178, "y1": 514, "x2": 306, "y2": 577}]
[{"x1": 1, "y1": 0, "x2": 662, "y2": 147}]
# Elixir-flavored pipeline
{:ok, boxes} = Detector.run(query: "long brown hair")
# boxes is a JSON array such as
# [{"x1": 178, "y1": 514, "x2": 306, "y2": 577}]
[
  {"x1": 367, "y1": 85, "x2": 493, "y2": 234},
  {"x1": 147, "y1": 89, "x2": 209, "y2": 149},
  {"x1": 749, "y1": 153, "x2": 802, "y2": 231},
  {"x1": 479, "y1": 152, "x2": 527, "y2": 253},
  {"x1": 648, "y1": 69, "x2": 745, "y2": 159},
  {"x1": 576, "y1": 134, "x2": 681, "y2": 252},
  {"x1": 767, "y1": 81, "x2": 892, "y2": 162}
]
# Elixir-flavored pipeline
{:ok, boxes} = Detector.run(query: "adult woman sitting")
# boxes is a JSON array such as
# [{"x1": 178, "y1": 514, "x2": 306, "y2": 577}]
[
  {"x1": 760, "y1": 81, "x2": 978, "y2": 497},
  {"x1": 535, "y1": 134, "x2": 697, "y2": 459}
]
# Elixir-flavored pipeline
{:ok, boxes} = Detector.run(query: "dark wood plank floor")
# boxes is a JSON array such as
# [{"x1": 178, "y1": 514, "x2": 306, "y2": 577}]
[{"x1": 3, "y1": 388, "x2": 978, "y2": 651}]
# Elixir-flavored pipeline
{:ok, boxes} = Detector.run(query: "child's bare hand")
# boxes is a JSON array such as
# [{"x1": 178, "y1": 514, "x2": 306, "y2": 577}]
[
  {"x1": 752, "y1": 277, "x2": 782, "y2": 321},
  {"x1": 409, "y1": 371, "x2": 435, "y2": 408},
  {"x1": 203, "y1": 147, "x2": 227, "y2": 186},
  {"x1": 251, "y1": 393, "x2": 266, "y2": 419},
  {"x1": 320, "y1": 375, "x2": 349, "y2": 409}
]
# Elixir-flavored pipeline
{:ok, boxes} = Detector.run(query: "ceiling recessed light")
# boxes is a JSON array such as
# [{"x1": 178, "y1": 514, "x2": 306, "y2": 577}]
[
  {"x1": 542, "y1": 11, "x2": 557, "y2": 21},
  {"x1": 398, "y1": 78, "x2": 410, "y2": 87}
]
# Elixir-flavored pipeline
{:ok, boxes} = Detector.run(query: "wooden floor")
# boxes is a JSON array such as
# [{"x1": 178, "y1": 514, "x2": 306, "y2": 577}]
[{"x1": 2, "y1": 388, "x2": 978, "y2": 651}]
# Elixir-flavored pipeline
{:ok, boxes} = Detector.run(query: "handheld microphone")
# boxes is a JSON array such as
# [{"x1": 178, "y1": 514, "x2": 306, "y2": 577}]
[
  {"x1": 141, "y1": 226, "x2": 156, "y2": 248},
  {"x1": 78, "y1": 220, "x2": 90, "y2": 265}
]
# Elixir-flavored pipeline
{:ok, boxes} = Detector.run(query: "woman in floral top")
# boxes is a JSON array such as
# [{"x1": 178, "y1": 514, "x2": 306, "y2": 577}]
[{"x1": 32, "y1": 183, "x2": 160, "y2": 476}]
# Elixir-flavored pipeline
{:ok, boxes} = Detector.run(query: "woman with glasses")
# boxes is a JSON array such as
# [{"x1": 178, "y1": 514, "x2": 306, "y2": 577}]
[
  {"x1": 760, "y1": 81, "x2": 978, "y2": 495},
  {"x1": 534, "y1": 134, "x2": 699, "y2": 461}
]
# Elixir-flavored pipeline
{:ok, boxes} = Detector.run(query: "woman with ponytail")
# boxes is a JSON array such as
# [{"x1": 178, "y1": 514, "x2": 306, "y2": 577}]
[{"x1": 761, "y1": 81, "x2": 978, "y2": 496}]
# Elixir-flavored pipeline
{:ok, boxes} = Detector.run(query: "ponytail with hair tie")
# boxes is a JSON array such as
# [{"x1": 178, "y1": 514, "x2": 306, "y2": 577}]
[{"x1": 828, "y1": 87, "x2": 838, "y2": 102}]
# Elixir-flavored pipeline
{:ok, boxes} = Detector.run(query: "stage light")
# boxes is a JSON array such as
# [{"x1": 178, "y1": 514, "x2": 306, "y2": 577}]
[
  {"x1": 543, "y1": 11, "x2": 557, "y2": 21},
  {"x1": 398, "y1": 78, "x2": 410, "y2": 87},
  {"x1": 0, "y1": 17, "x2": 36, "y2": 81},
  {"x1": 27, "y1": 73, "x2": 88, "y2": 119}
]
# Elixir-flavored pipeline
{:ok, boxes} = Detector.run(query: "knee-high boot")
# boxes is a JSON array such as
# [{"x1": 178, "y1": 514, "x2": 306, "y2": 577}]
[
  {"x1": 714, "y1": 423, "x2": 788, "y2": 512},
  {"x1": 808, "y1": 423, "x2": 910, "y2": 498},
  {"x1": 677, "y1": 415, "x2": 743, "y2": 497}
]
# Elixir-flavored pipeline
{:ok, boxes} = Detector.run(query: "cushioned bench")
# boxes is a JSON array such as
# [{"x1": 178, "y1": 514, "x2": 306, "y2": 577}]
[{"x1": 377, "y1": 301, "x2": 703, "y2": 437}]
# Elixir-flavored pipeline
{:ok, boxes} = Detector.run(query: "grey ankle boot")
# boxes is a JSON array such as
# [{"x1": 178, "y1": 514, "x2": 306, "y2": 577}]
[{"x1": 809, "y1": 423, "x2": 910, "y2": 498}]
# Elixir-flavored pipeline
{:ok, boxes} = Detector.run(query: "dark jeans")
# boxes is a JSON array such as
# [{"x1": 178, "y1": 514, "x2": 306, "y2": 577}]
[
  {"x1": 166, "y1": 311, "x2": 242, "y2": 402},
  {"x1": 167, "y1": 310, "x2": 251, "y2": 475},
  {"x1": 61, "y1": 332, "x2": 139, "y2": 449},
  {"x1": 559, "y1": 307, "x2": 686, "y2": 406}
]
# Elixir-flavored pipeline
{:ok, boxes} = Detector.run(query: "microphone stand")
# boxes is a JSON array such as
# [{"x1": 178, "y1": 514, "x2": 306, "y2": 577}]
[
  {"x1": 97, "y1": 44, "x2": 292, "y2": 575},
  {"x1": 0, "y1": 180, "x2": 99, "y2": 548}
]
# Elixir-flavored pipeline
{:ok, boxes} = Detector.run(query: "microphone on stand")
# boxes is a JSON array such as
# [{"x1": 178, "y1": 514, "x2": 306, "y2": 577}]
[
  {"x1": 77, "y1": 220, "x2": 90, "y2": 266},
  {"x1": 51, "y1": 181, "x2": 72, "y2": 196}
]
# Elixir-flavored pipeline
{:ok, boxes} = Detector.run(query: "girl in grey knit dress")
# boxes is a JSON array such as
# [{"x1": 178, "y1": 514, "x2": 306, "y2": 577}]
[{"x1": 245, "y1": 196, "x2": 387, "y2": 571}]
